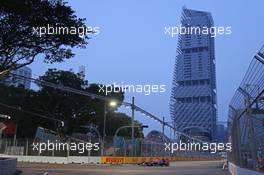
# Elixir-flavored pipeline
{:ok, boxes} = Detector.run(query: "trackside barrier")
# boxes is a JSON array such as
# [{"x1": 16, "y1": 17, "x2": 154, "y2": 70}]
[
  {"x1": 101, "y1": 157, "x2": 163, "y2": 164},
  {"x1": 1, "y1": 155, "x2": 220, "y2": 165},
  {"x1": 170, "y1": 156, "x2": 220, "y2": 161},
  {"x1": 101, "y1": 156, "x2": 221, "y2": 164},
  {"x1": 1, "y1": 155, "x2": 101, "y2": 164},
  {"x1": 229, "y1": 162, "x2": 264, "y2": 175}
]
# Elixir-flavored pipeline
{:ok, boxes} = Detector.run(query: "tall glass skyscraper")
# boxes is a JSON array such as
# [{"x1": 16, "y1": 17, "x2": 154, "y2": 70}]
[
  {"x1": 170, "y1": 7, "x2": 217, "y2": 141},
  {"x1": 4, "y1": 66, "x2": 32, "y2": 89}
]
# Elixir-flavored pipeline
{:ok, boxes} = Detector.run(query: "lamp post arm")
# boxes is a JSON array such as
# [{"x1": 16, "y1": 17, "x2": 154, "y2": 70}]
[
  {"x1": 114, "y1": 125, "x2": 132, "y2": 139},
  {"x1": 113, "y1": 125, "x2": 143, "y2": 156}
]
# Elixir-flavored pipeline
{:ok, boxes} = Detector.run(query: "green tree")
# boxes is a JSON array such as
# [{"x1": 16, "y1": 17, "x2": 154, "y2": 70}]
[
  {"x1": 0, "y1": 0, "x2": 90, "y2": 75},
  {"x1": 0, "y1": 84, "x2": 52, "y2": 137},
  {"x1": 0, "y1": 69, "x2": 144, "y2": 138}
]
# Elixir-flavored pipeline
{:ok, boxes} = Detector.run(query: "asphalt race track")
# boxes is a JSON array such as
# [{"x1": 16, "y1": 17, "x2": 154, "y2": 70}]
[{"x1": 17, "y1": 160, "x2": 230, "y2": 175}]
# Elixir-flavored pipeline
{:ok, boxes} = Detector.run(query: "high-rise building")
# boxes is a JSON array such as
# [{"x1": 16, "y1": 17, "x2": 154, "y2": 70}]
[
  {"x1": 78, "y1": 65, "x2": 86, "y2": 79},
  {"x1": 170, "y1": 7, "x2": 217, "y2": 141},
  {"x1": 4, "y1": 66, "x2": 32, "y2": 89},
  {"x1": 216, "y1": 124, "x2": 227, "y2": 143}
]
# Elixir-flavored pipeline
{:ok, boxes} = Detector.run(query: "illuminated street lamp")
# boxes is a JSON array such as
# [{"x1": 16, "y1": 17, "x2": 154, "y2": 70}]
[
  {"x1": 102, "y1": 99, "x2": 118, "y2": 155},
  {"x1": 109, "y1": 101, "x2": 117, "y2": 107},
  {"x1": 0, "y1": 114, "x2": 11, "y2": 120}
]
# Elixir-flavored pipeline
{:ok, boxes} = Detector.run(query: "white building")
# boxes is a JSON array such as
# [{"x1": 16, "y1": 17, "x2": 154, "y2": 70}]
[
  {"x1": 78, "y1": 65, "x2": 86, "y2": 79},
  {"x1": 5, "y1": 66, "x2": 32, "y2": 89},
  {"x1": 170, "y1": 7, "x2": 217, "y2": 141}
]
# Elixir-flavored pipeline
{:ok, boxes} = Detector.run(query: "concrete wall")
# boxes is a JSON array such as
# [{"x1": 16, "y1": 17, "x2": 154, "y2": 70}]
[
  {"x1": 67, "y1": 156, "x2": 100, "y2": 164},
  {"x1": 3, "y1": 155, "x2": 100, "y2": 164},
  {"x1": 229, "y1": 162, "x2": 264, "y2": 175},
  {"x1": 0, "y1": 157, "x2": 17, "y2": 175}
]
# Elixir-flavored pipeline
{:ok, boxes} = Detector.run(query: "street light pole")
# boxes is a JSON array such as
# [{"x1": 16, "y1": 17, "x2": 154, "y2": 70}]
[
  {"x1": 162, "y1": 117, "x2": 165, "y2": 142},
  {"x1": 162, "y1": 117, "x2": 165, "y2": 155},
  {"x1": 131, "y1": 97, "x2": 135, "y2": 157},
  {"x1": 102, "y1": 102, "x2": 107, "y2": 156},
  {"x1": 81, "y1": 124, "x2": 103, "y2": 155},
  {"x1": 102, "y1": 100, "x2": 117, "y2": 156},
  {"x1": 114, "y1": 126, "x2": 131, "y2": 157},
  {"x1": 114, "y1": 125, "x2": 148, "y2": 156}
]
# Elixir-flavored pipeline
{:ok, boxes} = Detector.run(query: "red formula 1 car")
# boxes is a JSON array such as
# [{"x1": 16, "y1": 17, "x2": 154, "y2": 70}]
[{"x1": 139, "y1": 158, "x2": 170, "y2": 166}]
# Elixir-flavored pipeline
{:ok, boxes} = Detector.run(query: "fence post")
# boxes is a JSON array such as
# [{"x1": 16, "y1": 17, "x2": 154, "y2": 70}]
[
  {"x1": 124, "y1": 139, "x2": 126, "y2": 157},
  {"x1": 67, "y1": 138, "x2": 70, "y2": 158},
  {"x1": 246, "y1": 99, "x2": 258, "y2": 170},
  {"x1": 140, "y1": 139, "x2": 143, "y2": 157},
  {"x1": 52, "y1": 146, "x2": 55, "y2": 157},
  {"x1": 88, "y1": 134, "x2": 91, "y2": 164},
  {"x1": 134, "y1": 139, "x2": 137, "y2": 156},
  {"x1": 150, "y1": 141, "x2": 153, "y2": 156},
  {"x1": 4, "y1": 139, "x2": 7, "y2": 154},
  {"x1": 26, "y1": 139, "x2": 28, "y2": 156}
]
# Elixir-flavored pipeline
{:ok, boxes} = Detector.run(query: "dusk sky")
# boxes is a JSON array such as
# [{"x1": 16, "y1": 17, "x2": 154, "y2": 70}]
[{"x1": 30, "y1": 0, "x2": 264, "y2": 135}]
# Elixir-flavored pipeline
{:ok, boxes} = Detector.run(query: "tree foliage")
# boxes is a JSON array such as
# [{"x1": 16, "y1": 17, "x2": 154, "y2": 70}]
[
  {"x1": 0, "y1": 0, "x2": 90, "y2": 74},
  {"x1": 0, "y1": 69, "x2": 144, "y2": 138}
]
